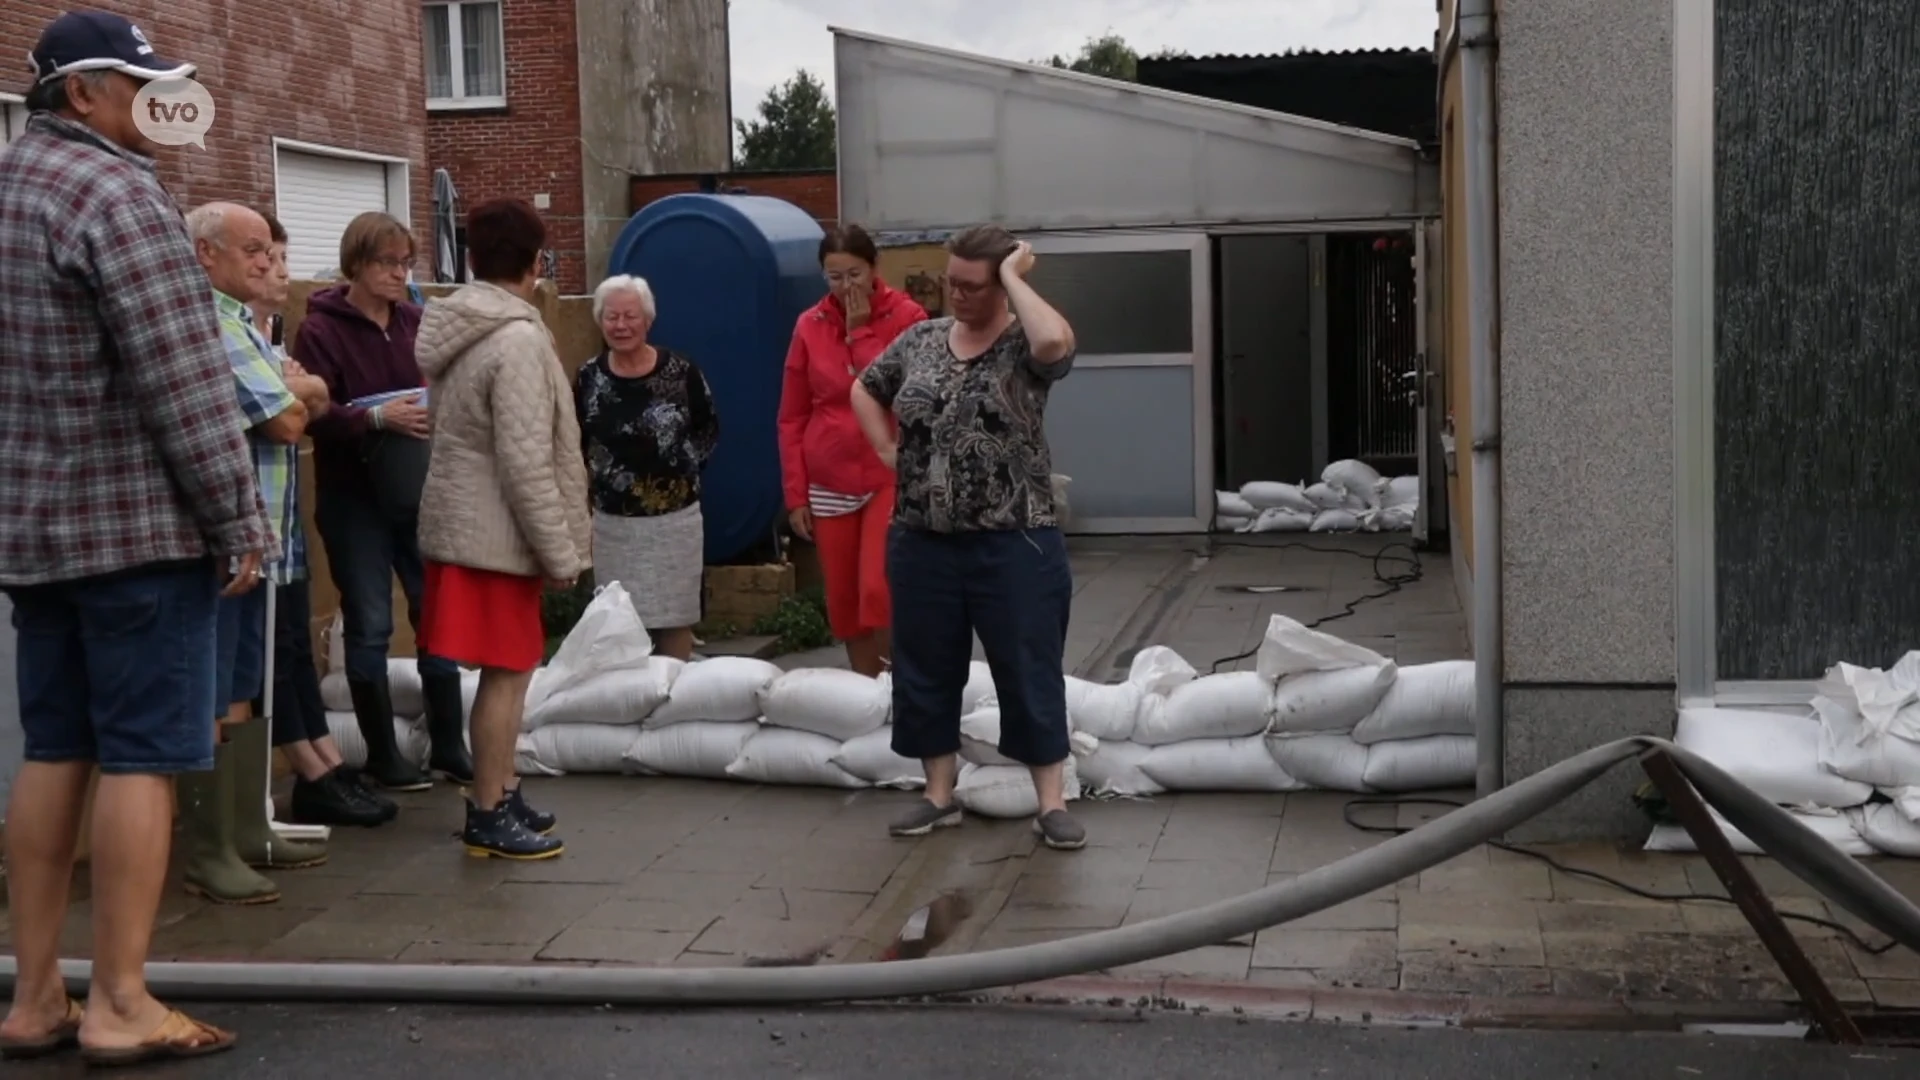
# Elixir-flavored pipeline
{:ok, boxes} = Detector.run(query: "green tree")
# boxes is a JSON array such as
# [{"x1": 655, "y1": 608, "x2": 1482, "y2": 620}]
[
  {"x1": 734, "y1": 70, "x2": 836, "y2": 170},
  {"x1": 1042, "y1": 34, "x2": 1189, "y2": 82}
]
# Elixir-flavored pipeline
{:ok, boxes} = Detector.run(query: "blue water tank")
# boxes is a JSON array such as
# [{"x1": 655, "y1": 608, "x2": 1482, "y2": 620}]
[{"x1": 607, "y1": 194, "x2": 826, "y2": 564}]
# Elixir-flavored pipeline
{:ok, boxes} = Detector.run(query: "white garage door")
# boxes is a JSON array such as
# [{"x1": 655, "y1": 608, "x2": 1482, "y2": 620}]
[{"x1": 276, "y1": 148, "x2": 400, "y2": 279}]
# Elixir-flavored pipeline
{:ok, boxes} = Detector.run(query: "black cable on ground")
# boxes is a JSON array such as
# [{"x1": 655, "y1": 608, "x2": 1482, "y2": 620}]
[
  {"x1": 1203, "y1": 539, "x2": 1424, "y2": 673},
  {"x1": 1341, "y1": 796, "x2": 1902, "y2": 955}
]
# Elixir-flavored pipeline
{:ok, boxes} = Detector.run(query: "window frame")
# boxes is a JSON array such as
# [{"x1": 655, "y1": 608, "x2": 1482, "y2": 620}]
[
  {"x1": 0, "y1": 93, "x2": 28, "y2": 144},
  {"x1": 423, "y1": 0, "x2": 507, "y2": 111}
]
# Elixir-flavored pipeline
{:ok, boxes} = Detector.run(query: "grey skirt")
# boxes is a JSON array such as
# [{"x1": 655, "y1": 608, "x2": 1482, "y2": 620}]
[{"x1": 592, "y1": 505, "x2": 704, "y2": 629}]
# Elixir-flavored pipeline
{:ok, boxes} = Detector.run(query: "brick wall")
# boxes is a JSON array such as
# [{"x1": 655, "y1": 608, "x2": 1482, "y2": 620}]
[
  {"x1": 0, "y1": 2, "x2": 428, "y2": 253},
  {"x1": 425, "y1": 0, "x2": 586, "y2": 292},
  {"x1": 629, "y1": 169, "x2": 838, "y2": 227}
]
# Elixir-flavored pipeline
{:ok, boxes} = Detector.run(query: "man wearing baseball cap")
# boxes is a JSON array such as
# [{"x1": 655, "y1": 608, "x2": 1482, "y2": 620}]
[{"x1": 0, "y1": 10, "x2": 264, "y2": 1066}]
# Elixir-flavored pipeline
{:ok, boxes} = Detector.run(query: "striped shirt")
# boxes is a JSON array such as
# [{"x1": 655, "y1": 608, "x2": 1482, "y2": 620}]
[
  {"x1": 807, "y1": 486, "x2": 873, "y2": 518},
  {"x1": 0, "y1": 112, "x2": 269, "y2": 586},
  {"x1": 213, "y1": 289, "x2": 301, "y2": 585}
]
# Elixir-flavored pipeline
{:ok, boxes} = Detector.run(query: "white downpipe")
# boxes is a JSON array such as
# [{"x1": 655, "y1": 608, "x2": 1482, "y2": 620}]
[
  {"x1": 1459, "y1": 0, "x2": 1505, "y2": 798},
  {"x1": 261, "y1": 581, "x2": 329, "y2": 844}
]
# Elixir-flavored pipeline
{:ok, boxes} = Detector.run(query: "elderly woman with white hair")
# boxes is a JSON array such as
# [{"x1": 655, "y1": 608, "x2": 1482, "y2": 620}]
[{"x1": 575, "y1": 274, "x2": 720, "y2": 659}]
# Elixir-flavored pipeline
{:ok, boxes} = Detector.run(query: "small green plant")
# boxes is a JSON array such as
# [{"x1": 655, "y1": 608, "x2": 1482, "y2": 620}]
[{"x1": 753, "y1": 588, "x2": 832, "y2": 654}]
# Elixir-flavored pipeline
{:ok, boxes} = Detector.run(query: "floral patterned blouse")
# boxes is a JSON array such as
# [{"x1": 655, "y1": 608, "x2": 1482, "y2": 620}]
[{"x1": 575, "y1": 348, "x2": 720, "y2": 517}]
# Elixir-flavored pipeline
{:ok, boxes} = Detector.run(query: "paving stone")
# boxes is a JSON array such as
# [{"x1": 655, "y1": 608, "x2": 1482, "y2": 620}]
[
  {"x1": 1400, "y1": 957, "x2": 1552, "y2": 996},
  {"x1": 1111, "y1": 945, "x2": 1253, "y2": 980},
  {"x1": 1533, "y1": 900, "x2": 1687, "y2": 934},
  {"x1": 250, "y1": 919, "x2": 425, "y2": 961},
  {"x1": 1419, "y1": 858, "x2": 1554, "y2": 900},
  {"x1": 574, "y1": 897, "x2": 725, "y2": 934},
  {"x1": 538, "y1": 926, "x2": 701, "y2": 963},
  {"x1": 1868, "y1": 979, "x2": 1920, "y2": 1008},
  {"x1": 1251, "y1": 929, "x2": 1396, "y2": 971}
]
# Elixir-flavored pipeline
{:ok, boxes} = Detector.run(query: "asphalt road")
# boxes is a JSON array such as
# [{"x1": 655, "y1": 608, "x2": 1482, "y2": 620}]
[{"x1": 9, "y1": 1003, "x2": 1918, "y2": 1078}]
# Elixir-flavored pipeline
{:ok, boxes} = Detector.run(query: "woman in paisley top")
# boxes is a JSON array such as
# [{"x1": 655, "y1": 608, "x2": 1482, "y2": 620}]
[
  {"x1": 850, "y1": 224, "x2": 1085, "y2": 851},
  {"x1": 575, "y1": 275, "x2": 720, "y2": 660}
]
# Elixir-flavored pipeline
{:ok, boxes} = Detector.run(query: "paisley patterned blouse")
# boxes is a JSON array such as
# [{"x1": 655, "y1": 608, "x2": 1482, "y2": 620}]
[{"x1": 575, "y1": 348, "x2": 720, "y2": 517}]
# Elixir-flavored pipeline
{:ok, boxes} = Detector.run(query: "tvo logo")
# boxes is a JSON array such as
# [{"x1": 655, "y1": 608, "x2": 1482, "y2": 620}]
[{"x1": 132, "y1": 77, "x2": 216, "y2": 150}]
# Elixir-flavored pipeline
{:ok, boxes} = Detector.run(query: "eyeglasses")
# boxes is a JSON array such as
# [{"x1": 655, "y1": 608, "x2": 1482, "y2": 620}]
[
  {"x1": 367, "y1": 255, "x2": 411, "y2": 273},
  {"x1": 948, "y1": 278, "x2": 994, "y2": 298}
]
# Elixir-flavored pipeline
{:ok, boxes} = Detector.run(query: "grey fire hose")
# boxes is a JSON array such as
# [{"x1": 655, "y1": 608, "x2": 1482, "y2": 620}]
[{"x1": 5, "y1": 736, "x2": 1918, "y2": 1005}]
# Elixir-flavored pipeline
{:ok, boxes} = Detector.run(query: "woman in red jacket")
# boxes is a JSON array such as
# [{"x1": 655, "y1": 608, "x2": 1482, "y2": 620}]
[{"x1": 779, "y1": 225, "x2": 928, "y2": 676}]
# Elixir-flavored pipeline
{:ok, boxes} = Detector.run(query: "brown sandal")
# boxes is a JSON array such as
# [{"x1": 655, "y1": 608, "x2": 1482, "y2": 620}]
[
  {"x1": 0, "y1": 997, "x2": 83, "y2": 1059},
  {"x1": 79, "y1": 1008, "x2": 236, "y2": 1068}
]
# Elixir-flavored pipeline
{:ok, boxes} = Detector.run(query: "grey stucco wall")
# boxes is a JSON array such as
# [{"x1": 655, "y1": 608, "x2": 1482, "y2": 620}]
[
  {"x1": 1495, "y1": 0, "x2": 1675, "y2": 836},
  {"x1": 575, "y1": 0, "x2": 733, "y2": 285}
]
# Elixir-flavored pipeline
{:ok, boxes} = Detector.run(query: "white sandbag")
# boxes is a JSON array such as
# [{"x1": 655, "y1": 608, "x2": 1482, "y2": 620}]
[
  {"x1": 1128, "y1": 646, "x2": 1197, "y2": 695},
  {"x1": 324, "y1": 711, "x2": 428, "y2": 771},
  {"x1": 1889, "y1": 787, "x2": 1920, "y2": 822},
  {"x1": 1674, "y1": 706, "x2": 1873, "y2": 808},
  {"x1": 623, "y1": 719, "x2": 758, "y2": 779},
  {"x1": 1216, "y1": 490, "x2": 1258, "y2": 518},
  {"x1": 524, "y1": 657, "x2": 683, "y2": 730},
  {"x1": 1309, "y1": 509, "x2": 1363, "y2": 533},
  {"x1": 647, "y1": 656, "x2": 783, "y2": 726},
  {"x1": 1854, "y1": 803, "x2": 1920, "y2": 858},
  {"x1": 459, "y1": 668, "x2": 481, "y2": 716},
  {"x1": 1813, "y1": 656, "x2": 1920, "y2": 790},
  {"x1": 1364, "y1": 505, "x2": 1417, "y2": 532},
  {"x1": 1141, "y1": 736, "x2": 1306, "y2": 793},
  {"x1": 960, "y1": 706, "x2": 1097, "y2": 767},
  {"x1": 1304, "y1": 481, "x2": 1363, "y2": 512},
  {"x1": 1270, "y1": 663, "x2": 1398, "y2": 735},
  {"x1": 1266, "y1": 733, "x2": 1372, "y2": 791},
  {"x1": 1255, "y1": 614, "x2": 1391, "y2": 681},
  {"x1": 1239, "y1": 481, "x2": 1316, "y2": 514},
  {"x1": 757, "y1": 669, "x2": 892, "y2": 741},
  {"x1": 1215, "y1": 513, "x2": 1254, "y2": 532},
  {"x1": 320, "y1": 671, "x2": 353, "y2": 713},
  {"x1": 1133, "y1": 671, "x2": 1275, "y2": 746},
  {"x1": 1077, "y1": 740, "x2": 1164, "y2": 796},
  {"x1": 831, "y1": 726, "x2": 926, "y2": 789},
  {"x1": 1350, "y1": 661, "x2": 1475, "y2": 744},
  {"x1": 1645, "y1": 807, "x2": 1873, "y2": 857},
  {"x1": 953, "y1": 759, "x2": 1082, "y2": 820},
  {"x1": 725, "y1": 727, "x2": 869, "y2": 789},
  {"x1": 1064, "y1": 676, "x2": 1144, "y2": 741},
  {"x1": 1051, "y1": 474, "x2": 1072, "y2": 528},
  {"x1": 962, "y1": 661, "x2": 999, "y2": 714},
  {"x1": 959, "y1": 706, "x2": 1018, "y2": 767},
  {"x1": 514, "y1": 723, "x2": 643, "y2": 777},
  {"x1": 542, "y1": 582, "x2": 654, "y2": 693},
  {"x1": 1374, "y1": 475, "x2": 1420, "y2": 509},
  {"x1": 1361, "y1": 736, "x2": 1477, "y2": 792},
  {"x1": 1322, "y1": 459, "x2": 1384, "y2": 508},
  {"x1": 386, "y1": 658, "x2": 425, "y2": 718},
  {"x1": 1243, "y1": 507, "x2": 1314, "y2": 533}
]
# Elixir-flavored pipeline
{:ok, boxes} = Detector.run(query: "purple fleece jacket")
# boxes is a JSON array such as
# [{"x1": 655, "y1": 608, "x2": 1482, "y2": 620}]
[{"x1": 292, "y1": 284, "x2": 426, "y2": 498}]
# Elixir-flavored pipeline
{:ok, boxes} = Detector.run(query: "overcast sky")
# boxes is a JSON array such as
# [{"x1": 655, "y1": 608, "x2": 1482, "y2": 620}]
[{"x1": 727, "y1": 0, "x2": 1440, "y2": 123}]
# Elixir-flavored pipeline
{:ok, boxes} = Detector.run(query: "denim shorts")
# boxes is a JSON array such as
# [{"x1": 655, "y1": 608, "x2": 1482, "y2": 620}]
[
  {"x1": 214, "y1": 583, "x2": 268, "y2": 713},
  {"x1": 7, "y1": 558, "x2": 221, "y2": 775}
]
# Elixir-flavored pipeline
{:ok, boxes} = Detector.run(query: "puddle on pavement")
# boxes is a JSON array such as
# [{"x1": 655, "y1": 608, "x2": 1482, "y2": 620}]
[
  {"x1": 882, "y1": 892, "x2": 975, "y2": 961},
  {"x1": 1682, "y1": 1022, "x2": 1809, "y2": 1039}
]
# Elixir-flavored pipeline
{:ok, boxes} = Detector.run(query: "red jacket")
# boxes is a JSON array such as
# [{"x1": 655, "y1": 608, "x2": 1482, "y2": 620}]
[{"x1": 778, "y1": 281, "x2": 928, "y2": 508}]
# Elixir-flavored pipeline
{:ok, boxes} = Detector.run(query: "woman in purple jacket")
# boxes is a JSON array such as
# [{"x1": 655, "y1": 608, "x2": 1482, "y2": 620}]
[{"x1": 293, "y1": 212, "x2": 472, "y2": 795}]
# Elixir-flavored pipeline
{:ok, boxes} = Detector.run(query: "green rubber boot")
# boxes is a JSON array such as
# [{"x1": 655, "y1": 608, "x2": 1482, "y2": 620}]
[
  {"x1": 229, "y1": 716, "x2": 328, "y2": 871},
  {"x1": 176, "y1": 735, "x2": 281, "y2": 905}
]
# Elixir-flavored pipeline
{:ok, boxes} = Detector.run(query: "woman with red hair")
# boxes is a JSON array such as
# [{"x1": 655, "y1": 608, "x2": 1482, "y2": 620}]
[{"x1": 778, "y1": 225, "x2": 928, "y2": 676}]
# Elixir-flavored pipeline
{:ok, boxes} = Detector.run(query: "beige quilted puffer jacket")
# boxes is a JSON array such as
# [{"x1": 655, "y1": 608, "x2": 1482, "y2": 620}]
[{"x1": 415, "y1": 281, "x2": 590, "y2": 581}]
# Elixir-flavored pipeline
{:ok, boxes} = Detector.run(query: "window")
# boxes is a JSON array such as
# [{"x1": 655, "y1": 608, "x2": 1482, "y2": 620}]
[
  {"x1": 0, "y1": 95, "x2": 27, "y2": 145},
  {"x1": 423, "y1": 1, "x2": 505, "y2": 108}
]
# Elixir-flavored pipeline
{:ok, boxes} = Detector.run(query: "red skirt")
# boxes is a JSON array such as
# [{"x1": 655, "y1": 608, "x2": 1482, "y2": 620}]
[{"x1": 419, "y1": 561, "x2": 546, "y2": 672}]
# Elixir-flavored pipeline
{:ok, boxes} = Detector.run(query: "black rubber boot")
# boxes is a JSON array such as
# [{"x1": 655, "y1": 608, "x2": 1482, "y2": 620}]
[
  {"x1": 422, "y1": 671, "x2": 474, "y2": 785},
  {"x1": 462, "y1": 799, "x2": 563, "y2": 861},
  {"x1": 290, "y1": 769, "x2": 389, "y2": 828},
  {"x1": 346, "y1": 677, "x2": 431, "y2": 792}
]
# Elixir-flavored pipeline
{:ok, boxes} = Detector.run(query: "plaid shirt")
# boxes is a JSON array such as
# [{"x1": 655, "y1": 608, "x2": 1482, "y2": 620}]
[
  {"x1": 214, "y1": 290, "x2": 303, "y2": 584},
  {"x1": 0, "y1": 113, "x2": 269, "y2": 586}
]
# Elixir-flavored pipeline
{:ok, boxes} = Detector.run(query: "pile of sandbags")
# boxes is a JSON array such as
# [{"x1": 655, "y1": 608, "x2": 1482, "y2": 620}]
[
  {"x1": 322, "y1": 590, "x2": 1476, "y2": 812},
  {"x1": 1075, "y1": 617, "x2": 1475, "y2": 797},
  {"x1": 1216, "y1": 460, "x2": 1418, "y2": 535},
  {"x1": 1647, "y1": 655, "x2": 1920, "y2": 860}
]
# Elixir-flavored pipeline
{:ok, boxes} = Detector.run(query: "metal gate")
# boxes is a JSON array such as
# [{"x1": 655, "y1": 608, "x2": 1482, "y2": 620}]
[{"x1": 1328, "y1": 234, "x2": 1421, "y2": 461}]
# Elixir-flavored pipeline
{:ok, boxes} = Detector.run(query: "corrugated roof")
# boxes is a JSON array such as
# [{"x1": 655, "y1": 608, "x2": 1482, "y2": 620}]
[{"x1": 1148, "y1": 47, "x2": 1433, "y2": 62}]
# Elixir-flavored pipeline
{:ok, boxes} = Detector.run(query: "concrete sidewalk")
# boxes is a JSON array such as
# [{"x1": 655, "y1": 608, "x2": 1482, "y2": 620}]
[{"x1": 4, "y1": 536, "x2": 1913, "y2": 1022}]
